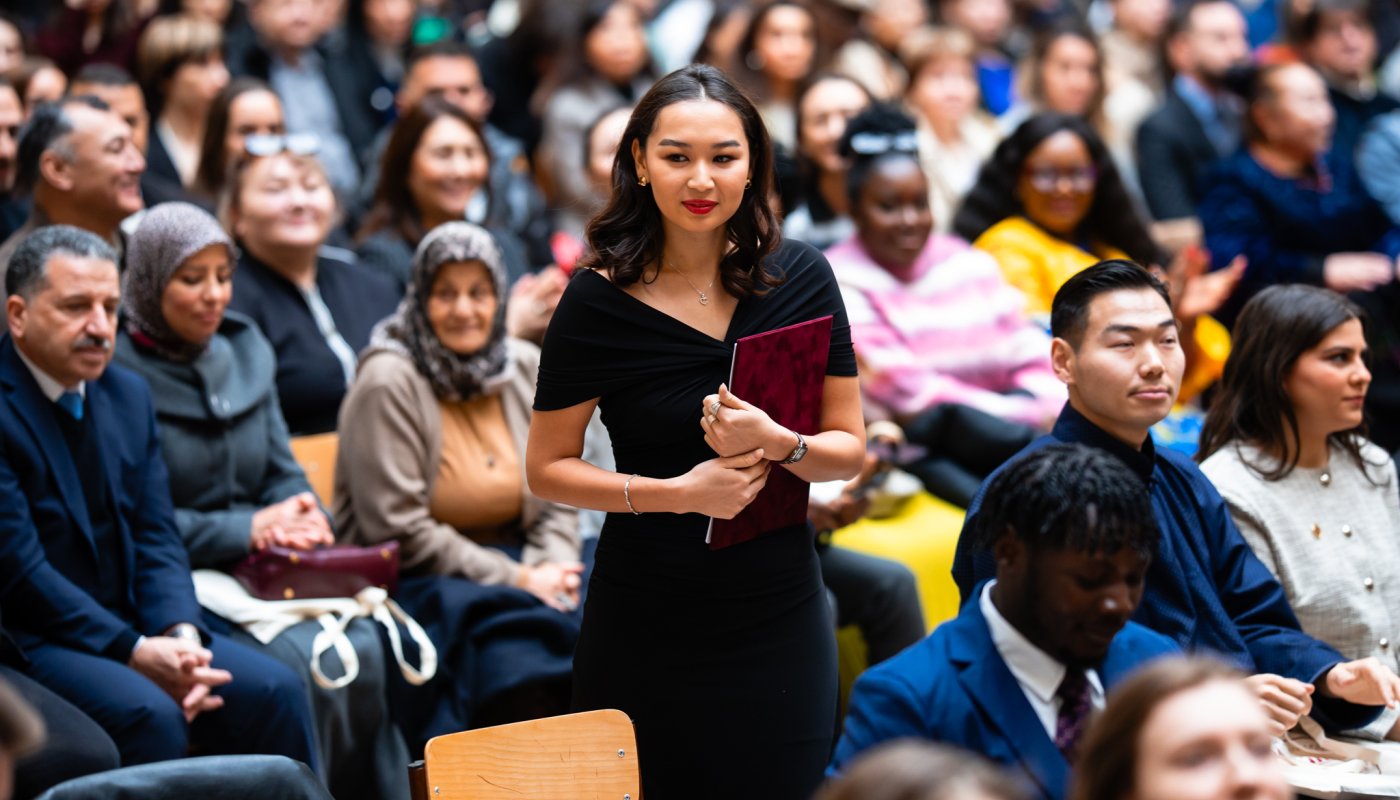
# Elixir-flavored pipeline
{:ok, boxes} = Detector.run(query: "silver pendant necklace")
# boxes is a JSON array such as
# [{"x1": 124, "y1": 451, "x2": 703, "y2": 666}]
[{"x1": 667, "y1": 261, "x2": 717, "y2": 305}]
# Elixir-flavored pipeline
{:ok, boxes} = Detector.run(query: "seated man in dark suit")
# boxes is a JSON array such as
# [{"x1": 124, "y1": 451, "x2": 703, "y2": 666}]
[
  {"x1": 952, "y1": 259, "x2": 1400, "y2": 737},
  {"x1": 830, "y1": 443, "x2": 1177, "y2": 800},
  {"x1": 1135, "y1": 0, "x2": 1250, "y2": 245},
  {"x1": 0, "y1": 225, "x2": 317, "y2": 769}
]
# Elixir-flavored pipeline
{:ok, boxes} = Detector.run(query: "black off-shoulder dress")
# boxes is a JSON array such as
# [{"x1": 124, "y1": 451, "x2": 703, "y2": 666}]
[{"x1": 533, "y1": 239, "x2": 857, "y2": 799}]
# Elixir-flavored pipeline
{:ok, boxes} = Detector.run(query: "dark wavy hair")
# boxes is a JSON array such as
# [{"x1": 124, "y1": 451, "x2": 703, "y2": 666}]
[
  {"x1": 952, "y1": 113, "x2": 1160, "y2": 266},
  {"x1": 358, "y1": 95, "x2": 494, "y2": 249},
  {"x1": 579, "y1": 63, "x2": 784, "y2": 297},
  {"x1": 1196, "y1": 284, "x2": 1381, "y2": 482}
]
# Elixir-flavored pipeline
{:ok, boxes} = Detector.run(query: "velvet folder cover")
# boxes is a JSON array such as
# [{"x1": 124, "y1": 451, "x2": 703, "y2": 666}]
[{"x1": 707, "y1": 315, "x2": 832, "y2": 550}]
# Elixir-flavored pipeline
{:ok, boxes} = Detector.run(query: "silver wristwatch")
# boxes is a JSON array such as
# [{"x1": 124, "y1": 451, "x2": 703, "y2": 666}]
[{"x1": 779, "y1": 431, "x2": 808, "y2": 464}]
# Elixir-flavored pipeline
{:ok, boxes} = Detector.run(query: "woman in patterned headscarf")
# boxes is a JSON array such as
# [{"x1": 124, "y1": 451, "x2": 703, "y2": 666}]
[{"x1": 334, "y1": 221, "x2": 583, "y2": 750}]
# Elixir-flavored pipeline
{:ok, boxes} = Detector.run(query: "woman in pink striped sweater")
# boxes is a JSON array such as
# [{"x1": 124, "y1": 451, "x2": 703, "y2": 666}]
[{"x1": 824, "y1": 105, "x2": 1065, "y2": 506}]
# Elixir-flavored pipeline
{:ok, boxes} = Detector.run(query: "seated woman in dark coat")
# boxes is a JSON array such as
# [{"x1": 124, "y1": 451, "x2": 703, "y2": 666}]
[
  {"x1": 113, "y1": 202, "x2": 410, "y2": 800},
  {"x1": 220, "y1": 145, "x2": 399, "y2": 435}
]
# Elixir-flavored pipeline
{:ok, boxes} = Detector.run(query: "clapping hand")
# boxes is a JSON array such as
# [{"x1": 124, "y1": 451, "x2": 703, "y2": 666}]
[{"x1": 1159, "y1": 246, "x2": 1246, "y2": 321}]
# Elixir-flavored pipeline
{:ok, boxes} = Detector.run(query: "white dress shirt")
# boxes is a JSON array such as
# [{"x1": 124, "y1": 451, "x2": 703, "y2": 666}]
[
  {"x1": 14, "y1": 344, "x2": 83, "y2": 402},
  {"x1": 980, "y1": 580, "x2": 1106, "y2": 739}
]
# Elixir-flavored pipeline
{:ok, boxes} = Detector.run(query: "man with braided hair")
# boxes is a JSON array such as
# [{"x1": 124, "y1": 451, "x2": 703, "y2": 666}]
[{"x1": 829, "y1": 442, "x2": 1178, "y2": 800}]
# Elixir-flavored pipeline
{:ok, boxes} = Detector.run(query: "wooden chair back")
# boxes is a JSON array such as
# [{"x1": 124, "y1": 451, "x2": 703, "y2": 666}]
[
  {"x1": 418, "y1": 709, "x2": 641, "y2": 799},
  {"x1": 288, "y1": 432, "x2": 338, "y2": 507}
]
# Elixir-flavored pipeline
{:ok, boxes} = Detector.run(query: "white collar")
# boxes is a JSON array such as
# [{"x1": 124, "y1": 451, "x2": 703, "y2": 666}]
[
  {"x1": 14, "y1": 343, "x2": 84, "y2": 403},
  {"x1": 980, "y1": 580, "x2": 1103, "y2": 705}
]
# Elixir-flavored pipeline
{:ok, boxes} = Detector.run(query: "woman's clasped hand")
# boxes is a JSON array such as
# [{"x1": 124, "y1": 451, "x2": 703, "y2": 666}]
[{"x1": 250, "y1": 491, "x2": 334, "y2": 550}]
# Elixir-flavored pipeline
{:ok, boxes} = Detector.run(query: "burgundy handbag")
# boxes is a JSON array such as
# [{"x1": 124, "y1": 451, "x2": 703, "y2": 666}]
[{"x1": 231, "y1": 542, "x2": 400, "y2": 601}]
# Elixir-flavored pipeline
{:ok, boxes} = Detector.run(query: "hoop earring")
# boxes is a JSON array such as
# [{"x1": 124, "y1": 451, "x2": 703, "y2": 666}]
[{"x1": 638, "y1": 175, "x2": 649, "y2": 187}]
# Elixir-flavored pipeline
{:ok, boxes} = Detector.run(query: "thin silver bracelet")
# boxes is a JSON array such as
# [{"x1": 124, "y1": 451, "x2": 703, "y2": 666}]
[{"x1": 623, "y1": 473, "x2": 642, "y2": 515}]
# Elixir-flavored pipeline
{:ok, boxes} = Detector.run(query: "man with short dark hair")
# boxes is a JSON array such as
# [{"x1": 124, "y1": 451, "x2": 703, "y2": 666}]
[
  {"x1": 953, "y1": 259, "x2": 1400, "y2": 738},
  {"x1": 832, "y1": 443, "x2": 1176, "y2": 800},
  {"x1": 1136, "y1": 0, "x2": 1251, "y2": 236},
  {"x1": 0, "y1": 225, "x2": 317, "y2": 769},
  {"x1": 68, "y1": 64, "x2": 191, "y2": 210},
  {"x1": 0, "y1": 97, "x2": 145, "y2": 278}
]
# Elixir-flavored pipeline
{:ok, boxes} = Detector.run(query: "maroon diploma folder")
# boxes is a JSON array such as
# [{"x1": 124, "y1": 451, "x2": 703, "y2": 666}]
[{"x1": 707, "y1": 315, "x2": 833, "y2": 550}]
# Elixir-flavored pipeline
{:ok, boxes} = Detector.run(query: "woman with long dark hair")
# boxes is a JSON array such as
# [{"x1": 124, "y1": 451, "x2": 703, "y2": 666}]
[
  {"x1": 193, "y1": 77, "x2": 285, "y2": 202},
  {"x1": 731, "y1": 0, "x2": 823, "y2": 152},
  {"x1": 356, "y1": 96, "x2": 534, "y2": 292},
  {"x1": 1199, "y1": 284, "x2": 1400, "y2": 739},
  {"x1": 536, "y1": 0, "x2": 655, "y2": 237},
  {"x1": 526, "y1": 64, "x2": 866, "y2": 798},
  {"x1": 953, "y1": 112, "x2": 1155, "y2": 313},
  {"x1": 782, "y1": 72, "x2": 872, "y2": 250}
]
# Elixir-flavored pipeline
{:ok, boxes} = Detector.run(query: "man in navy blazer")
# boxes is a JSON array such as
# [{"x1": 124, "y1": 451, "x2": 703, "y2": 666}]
[
  {"x1": 0, "y1": 226, "x2": 317, "y2": 769},
  {"x1": 830, "y1": 443, "x2": 1177, "y2": 800}
]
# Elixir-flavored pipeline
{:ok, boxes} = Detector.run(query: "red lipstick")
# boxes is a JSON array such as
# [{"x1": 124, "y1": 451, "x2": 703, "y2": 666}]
[{"x1": 682, "y1": 200, "x2": 718, "y2": 215}]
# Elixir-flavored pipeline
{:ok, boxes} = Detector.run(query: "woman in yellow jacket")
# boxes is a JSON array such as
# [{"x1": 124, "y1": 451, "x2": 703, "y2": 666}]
[{"x1": 953, "y1": 113, "x2": 1241, "y2": 403}]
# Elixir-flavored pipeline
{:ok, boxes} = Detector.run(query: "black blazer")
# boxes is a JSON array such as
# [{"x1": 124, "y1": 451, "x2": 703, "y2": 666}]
[
  {"x1": 223, "y1": 24, "x2": 379, "y2": 167},
  {"x1": 141, "y1": 133, "x2": 205, "y2": 209},
  {"x1": 1135, "y1": 88, "x2": 1220, "y2": 222}
]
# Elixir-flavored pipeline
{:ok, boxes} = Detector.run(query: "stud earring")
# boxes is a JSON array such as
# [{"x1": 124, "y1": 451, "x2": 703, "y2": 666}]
[
  {"x1": 638, "y1": 175, "x2": 649, "y2": 187},
  {"x1": 745, "y1": 178, "x2": 751, "y2": 189}
]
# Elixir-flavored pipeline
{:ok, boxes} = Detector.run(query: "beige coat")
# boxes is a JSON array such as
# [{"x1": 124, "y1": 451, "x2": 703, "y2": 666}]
[{"x1": 332, "y1": 338, "x2": 579, "y2": 585}]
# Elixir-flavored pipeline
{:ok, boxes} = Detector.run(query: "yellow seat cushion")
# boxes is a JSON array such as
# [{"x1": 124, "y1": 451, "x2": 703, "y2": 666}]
[{"x1": 830, "y1": 491, "x2": 967, "y2": 707}]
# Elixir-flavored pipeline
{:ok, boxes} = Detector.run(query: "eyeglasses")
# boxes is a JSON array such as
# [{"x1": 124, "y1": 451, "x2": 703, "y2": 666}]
[
  {"x1": 1023, "y1": 165, "x2": 1098, "y2": 193},
  {"x1": 243, "y1": 133, "x2": 321, "y2": 157},
  {"x1": 848, "y1": 130, "x2": 919, "y2": 156}
]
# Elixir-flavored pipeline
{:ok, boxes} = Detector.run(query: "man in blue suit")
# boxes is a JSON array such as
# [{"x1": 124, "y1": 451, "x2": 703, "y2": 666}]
[
  {"x1": 830, "y1": 443, "x2": 1178, "y2": 800},
  {"x1": 0, "y1": 226, "x2": 317, "y2": 768}
]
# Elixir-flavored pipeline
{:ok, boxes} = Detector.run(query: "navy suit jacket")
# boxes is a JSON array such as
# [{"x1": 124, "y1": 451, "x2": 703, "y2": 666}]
[
  {"x1": 830, "y1": 584, "x2": 1178, "y2": 800},
  {"x1": 0, "y1": 335, "x2": 205, "y2": 661}
]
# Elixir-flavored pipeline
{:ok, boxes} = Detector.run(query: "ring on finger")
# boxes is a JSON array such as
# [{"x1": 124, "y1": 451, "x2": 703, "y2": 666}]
[{"x1": 709, "y1": 400, "x2": 721, "y2": 416}]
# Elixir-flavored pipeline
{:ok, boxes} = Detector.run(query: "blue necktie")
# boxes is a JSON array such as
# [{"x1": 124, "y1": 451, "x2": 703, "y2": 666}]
[{"x1": 57, "y1": 391, "x2": 83, "y2": 421}]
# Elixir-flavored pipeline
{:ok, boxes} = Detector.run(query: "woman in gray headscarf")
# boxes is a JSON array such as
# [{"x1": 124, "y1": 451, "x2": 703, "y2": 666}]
[
  {"x1": 114, "y1": 201, "x2": 411, "y2": 800},
  {"x1": 335, "y1": 221, "x2": 583, "y2": 750}
]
